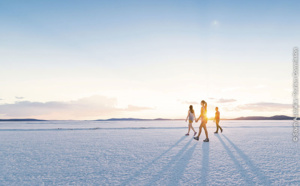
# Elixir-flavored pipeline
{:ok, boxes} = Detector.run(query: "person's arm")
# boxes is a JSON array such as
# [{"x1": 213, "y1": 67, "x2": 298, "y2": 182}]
[
  {"x1": 196, "y1": 116, "x2": 201, "y2": 122},
  {"x1": 196, "y1": 108, "x2": 202, "y2": 122},
  {"x1": 213, "y1": 112, "x2": 216, "y2": 122},
  {"x1": 185, "y1": 111, "x2": 189, "y2": 122}
]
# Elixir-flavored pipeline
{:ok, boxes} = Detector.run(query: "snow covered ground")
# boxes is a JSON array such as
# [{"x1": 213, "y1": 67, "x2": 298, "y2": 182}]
[{"x1": 0, "y1": 120, "x2": 299, "y2": 185}]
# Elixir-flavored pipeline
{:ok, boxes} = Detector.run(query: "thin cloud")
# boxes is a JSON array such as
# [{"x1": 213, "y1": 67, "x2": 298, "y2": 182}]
[
  {"x1": 183, "y1": 101, "x2": 198, "y2": 105},
  {"x1": 0, "y1": 95, "x2": 153, "y2": 119},
  {"x1": 15, "y1": 96, "x2": 24, "y2": 99},
  {"x1": 236, "y1": 102, "x2": 291, "y2": 112},
  {"x1": 217, "y1": 98, "x2": 237, "y2": 103},
  {"x1": 177, "y1": 99, "x2": 198, "y2": 105},
  {"x1": 126, "y1": 105, "x2": 153, "y2": 111}
]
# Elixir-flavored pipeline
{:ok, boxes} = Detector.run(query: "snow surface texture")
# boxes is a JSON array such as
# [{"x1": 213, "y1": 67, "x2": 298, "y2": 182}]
[{"x1": 0, "y1": 120, "x2": 299, "y2": 185}]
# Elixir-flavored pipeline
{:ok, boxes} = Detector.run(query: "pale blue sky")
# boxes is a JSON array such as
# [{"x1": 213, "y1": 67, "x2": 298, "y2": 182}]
[{"x1": 0, "y1": 0, "x2": 299, "y2": 119}]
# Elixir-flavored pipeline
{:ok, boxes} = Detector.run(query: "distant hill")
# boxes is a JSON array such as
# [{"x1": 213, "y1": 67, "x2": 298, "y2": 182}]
[
  {"x1": 0, "y1": 115, "x2": 296, "y2": 121},
  {"x1": 95, "y1": 118, "x2": 177, "y2": 121},
  {"x1": 0, "y1": 119, "x2": 46, "y2": 121},
  {"x1": 97, "y1": 115, "x2": 296, "y2": 121},
  {"x1": 232, "y1": 115, "x2": 296, "y2": 120},
  {"x1": 96, "y1": 118, "x2": 148, "y2": 121}
]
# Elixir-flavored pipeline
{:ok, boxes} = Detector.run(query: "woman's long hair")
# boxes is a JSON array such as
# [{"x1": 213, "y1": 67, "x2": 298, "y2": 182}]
[
  {"x1": 189, "y1": 105, "x2": 194, "y2": 113},
  {"x1": 201, "y1": 100, "x2": 207, "y2": 112}
]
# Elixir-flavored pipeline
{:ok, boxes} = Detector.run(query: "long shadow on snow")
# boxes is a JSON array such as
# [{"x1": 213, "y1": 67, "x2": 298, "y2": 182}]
[
  {"x1": 222, "y1": 135, "x2": 272, "y2": 185},
  {"x1": 121, "y1": 136, "x2": 186, "y2": 185},
  {"x1": 167, "y1": 143, "x2": 197, "y2": 185},
  {"x1": 200, "y1": 142, "x2": 210, "y2": 186},
  {"x1": 145, "y1": 138, "x2": 194, "y2": 186},
  {"x1": 216, "y1": 135, "x2": 254, "y2": 185}
]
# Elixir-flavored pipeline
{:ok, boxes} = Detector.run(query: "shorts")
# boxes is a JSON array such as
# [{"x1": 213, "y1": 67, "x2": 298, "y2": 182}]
[
  {"x1": 189, "y1": 120, "x2": 193, "y2": 123},
  {"x1": 201, "y1": 117, "x2": 208, "y2": 123}
]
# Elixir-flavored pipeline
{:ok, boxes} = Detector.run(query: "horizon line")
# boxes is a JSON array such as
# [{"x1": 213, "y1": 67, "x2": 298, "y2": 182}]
[{"x1": 0, "y1": 115, "x2": 295, "y2": 121}]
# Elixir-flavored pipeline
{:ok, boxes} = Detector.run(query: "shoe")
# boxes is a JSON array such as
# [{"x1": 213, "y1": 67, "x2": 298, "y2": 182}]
[
  {"x1": 194, "y1": 136, "x2": 199, "y2": 141},
  {"x1": 194, "y1": 132, "x2": 197, "y2": 136},
  {"x1": 185, "y1": 133, "x2": 189, "y2": 136},
  {"x1": 221, "y1": 128, "x2": 223, "y2": 133},
  {"x1": 203, "y1": 138, "x2": 209, "y2": 142},
  {"x1": 214, "y1": 132, "x2": 218, "y2": 134}
]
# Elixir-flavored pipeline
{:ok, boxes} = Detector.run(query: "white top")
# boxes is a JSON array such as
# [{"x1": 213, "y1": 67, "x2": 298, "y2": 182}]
[{"x1": 189, "y1": 111, "x2": 194, "y2": 121}]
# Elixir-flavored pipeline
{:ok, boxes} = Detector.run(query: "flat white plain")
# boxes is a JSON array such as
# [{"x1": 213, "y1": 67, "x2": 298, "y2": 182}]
[{"x1": 0, "y1": 120, "x2": 299, "y2": 185}]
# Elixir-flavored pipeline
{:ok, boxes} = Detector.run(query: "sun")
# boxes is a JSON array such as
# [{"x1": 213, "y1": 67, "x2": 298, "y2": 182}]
[{"x1": 207, "y1": 112, "x2": 214, "y2": 119}]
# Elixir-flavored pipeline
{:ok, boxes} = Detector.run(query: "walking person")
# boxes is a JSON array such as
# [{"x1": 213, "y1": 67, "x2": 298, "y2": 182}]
[
  {"x1": 214, "y1": 107, "x2": 223, "y2": 133},
  {"x1": 185, "y1": 105, "x2": 197, "y2": 136},
  {"x1": 194, "y1": 100, "x2": 209, "y2": 142}
]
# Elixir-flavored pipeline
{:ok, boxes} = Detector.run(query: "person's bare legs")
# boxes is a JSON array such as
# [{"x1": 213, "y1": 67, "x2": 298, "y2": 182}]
[
  {"x1": 187, "y1": 123, "x2": 191, "y2": 134},
  {"x1": 202, "y1": 122, "x2": 208, "y2": 139},
  {"x1": 219, "y1": 121, "x2": 223, "y2": 132},
  {"x1": 216, "y1": 120, "x2": 222, "y2": 133},
  {"x1": 197, "y1": 123, "x2": 203, "y2": 138},
  {"x1": 190, "y1": 123, "x2": 196, "y2": 133},
  {"x1": 215, "y1": 120, "x2": 220, "y2": 133}
]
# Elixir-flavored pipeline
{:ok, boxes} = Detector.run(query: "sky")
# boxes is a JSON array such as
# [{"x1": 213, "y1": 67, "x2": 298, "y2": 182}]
[{"x1": 0, "y1": 0, "x2": 299, "y2": 120}]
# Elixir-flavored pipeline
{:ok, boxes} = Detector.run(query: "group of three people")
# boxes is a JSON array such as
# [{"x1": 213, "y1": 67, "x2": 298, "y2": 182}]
[{"x1": 185, "y1": 100, "x2": 223, "y2": 142}]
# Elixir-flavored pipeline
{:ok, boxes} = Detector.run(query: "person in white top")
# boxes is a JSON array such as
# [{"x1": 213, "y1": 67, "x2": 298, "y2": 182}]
[{"x1": 185, "y1": 105, "x2": 197, "y2": 136}]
